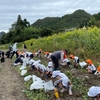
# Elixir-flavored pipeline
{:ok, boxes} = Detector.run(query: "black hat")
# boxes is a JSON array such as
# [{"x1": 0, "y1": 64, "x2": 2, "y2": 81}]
[{"x1": 65, "y1": 50, "x2": 68, "y2": 53}]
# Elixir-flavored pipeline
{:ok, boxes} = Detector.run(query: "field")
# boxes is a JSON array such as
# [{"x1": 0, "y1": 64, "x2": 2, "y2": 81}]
[
  {"x1": 0, "y1": 27, "x2": 100, "y2": 100},
  {"x1": 0, "y1": 54, "x2": 99, "y2": 100}
]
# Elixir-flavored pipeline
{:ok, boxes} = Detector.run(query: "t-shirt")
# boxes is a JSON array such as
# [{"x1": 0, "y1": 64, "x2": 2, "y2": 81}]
[
  {"x1": 46, "y1": 66, "x2": 53, "y2": 72},
  {"x1": 88, "y1": 64, "x2": 96, "y2": 71}
]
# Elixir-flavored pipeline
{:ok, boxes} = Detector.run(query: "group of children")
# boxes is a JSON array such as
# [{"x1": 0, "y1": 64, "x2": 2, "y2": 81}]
[{"x1": 12, "y1": 49, "x2": 100, "y2": 100}]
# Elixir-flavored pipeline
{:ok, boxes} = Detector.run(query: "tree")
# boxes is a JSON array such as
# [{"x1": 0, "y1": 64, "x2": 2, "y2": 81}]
[{"x1": 41, "y1": 28, "x2": 53, "y2": 37}]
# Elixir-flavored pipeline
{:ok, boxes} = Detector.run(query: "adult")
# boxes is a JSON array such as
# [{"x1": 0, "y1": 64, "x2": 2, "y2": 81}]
[
  {"x1": 87, "y1": 86, "x2": 100, "y2": 100},
  {"x1": 5, "y1": 44, "x2": 12, "y2": 58},
  {"x1": 50, "y1": 50, "x2": 67, "y2": 70},
  {"x1": 23, "y1": 43, "x2": 27, "y2": 52},
  {"x1": 0, "y1": 51, "x2": 5, "y2": 62},
  {"x1": 10, "y1": 42, "x2": 19, "y2": 59}
]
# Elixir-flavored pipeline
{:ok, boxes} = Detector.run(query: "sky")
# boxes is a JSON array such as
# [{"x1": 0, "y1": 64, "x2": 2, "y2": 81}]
[{"x1": 0, "y1": 0, "x2": 100, "y2": 32}]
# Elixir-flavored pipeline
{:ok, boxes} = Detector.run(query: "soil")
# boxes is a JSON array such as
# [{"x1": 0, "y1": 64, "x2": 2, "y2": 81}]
[
  {"x1": 0, "y1": 52, "x2": 100, "y2": 100},
  {"x1": 0, "y1": 56, "x2": 30, "y2": 100}
]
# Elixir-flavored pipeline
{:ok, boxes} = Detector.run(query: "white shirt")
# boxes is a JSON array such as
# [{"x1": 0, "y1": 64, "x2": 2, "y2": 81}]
[
  {"x1": 63, "y1": 58, "x2": 70, "y2": 63},
  {"x1": 54, "y1": 77, "x2": 70, "y2": 87},
  {"x1": 74, "y1": 56, "x2": 79, "y2": 63},
  {"x1": 57, "y1": 73, "x2": 68, "y2": 78},
  {"x1": 12, "y1": 42, "x2": 17, "y2": 51},
  {"x1": 46, "y1": 66, "x2": 53, "y2": 72},
  {"x1": 51, "y1": 70, "x2": 61, "y2": 78},
  {"x1": 25, "y1": 52, "x2": 32, "y2": 56},
  {"x1": 29, "y1": 59, "x2": 35, "y2": 65},
  {"x1": 88, "y1": 64, "x2": 96, "y2": 71},
  {"x1": 38, "y1": 64, "x2": 46, "y2": 72}
]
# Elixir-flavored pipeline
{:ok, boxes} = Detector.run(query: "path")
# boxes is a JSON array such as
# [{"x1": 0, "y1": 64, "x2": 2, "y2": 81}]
[{"x1": 0, "y1": 57, "x2": 30, "y2": 100}]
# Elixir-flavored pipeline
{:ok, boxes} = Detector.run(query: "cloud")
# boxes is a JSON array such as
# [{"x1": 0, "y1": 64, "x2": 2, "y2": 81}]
[{"x1": 0, "y1": 0, "x2": 100, "y2": 32}]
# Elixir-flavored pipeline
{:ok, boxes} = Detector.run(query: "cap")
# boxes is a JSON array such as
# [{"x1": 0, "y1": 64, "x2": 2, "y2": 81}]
[
  {"x1": 86, "y1": 59, "x2": 93, "y2": 65},
  {"x1": 65, "y1": 50, "x2": 68, "y2": 53},
  {"x1": 87, "y1": 86, "x2": 100, "y2": 97},
  {"x1": 97, "y1": 66, "x2": 100, "y2": 72},
  {"x1": 48, "y1": 61, "x2": 53, "y2": 67},
  {"x1": 70, "y1": 55, "x2": 74, "y2": 59}
]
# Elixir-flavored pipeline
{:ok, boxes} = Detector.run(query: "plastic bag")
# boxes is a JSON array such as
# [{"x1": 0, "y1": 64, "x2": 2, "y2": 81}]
[
  {"x1": 24, "y1": 75, "x2": 32, "y2": 81},
  {"x1": 32, "y1": 75, "x2": 44, "y2": 83},
  {"x1": 21, "y1": 69, "x2": 27, "y2": 76},
  {"x1": 19, "y1": 65, "x2": 26, "y2": 70},
  {"x1": 30, "y1": 81, "x2": 45, "y2": 90},
  {"x1": 44, "y1": 80, "x2": 54, "y2": 92},
  {"x1": 79, "y1": 61, "x2": 87, "y2": 68}
]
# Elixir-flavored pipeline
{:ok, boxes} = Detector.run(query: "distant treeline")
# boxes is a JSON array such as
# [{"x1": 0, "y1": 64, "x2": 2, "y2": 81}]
[{"x1": 0, "y1": 9, "x2": 100, "y2": 44}]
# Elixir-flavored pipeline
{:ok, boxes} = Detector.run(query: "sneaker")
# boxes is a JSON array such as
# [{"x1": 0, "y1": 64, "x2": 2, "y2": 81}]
[
  {"x1": 69, "y1": 90, "x2": 72, "y2": 95},
  {"x1": 60, "y1": 88, "x2": 67, "y2": 93}
]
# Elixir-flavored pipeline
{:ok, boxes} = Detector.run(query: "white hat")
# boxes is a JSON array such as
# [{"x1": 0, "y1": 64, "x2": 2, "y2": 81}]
[
  {"x1": 48, "y1": 61, "x2": 53, "y2": 66},
  {"x1": 52, "y1": 70, "x2": 61, "y2": 78},
  {"x1": 87, "y1": 86, "x2": 100, "y2": 97},
  {"x1": 37, "y1": 60, "x2": 41, "y2": 63}
]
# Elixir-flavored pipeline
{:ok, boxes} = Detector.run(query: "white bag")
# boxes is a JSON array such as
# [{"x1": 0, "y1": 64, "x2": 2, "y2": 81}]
[
  {"x1": 44, "y1": 80, "x2": 54, "y2": 92},
  {"x1": 32, "y1": 75, "x2": 44, "y2": 83},
  {"x1": 79, "y1": 61, "x2": 87, "y2": 68},
  {"x1": 21, "y1": 70, "x2": 27, "y2": 76},
  {"x1": 24, "y1": 75, "x2": 32, "y2": 81},
  {"x1": 20, "y1": 65, "x2": 26, "y2": 70},
  {"x1": 30, "y1": 81, "x2": 45, "y2": 90}
]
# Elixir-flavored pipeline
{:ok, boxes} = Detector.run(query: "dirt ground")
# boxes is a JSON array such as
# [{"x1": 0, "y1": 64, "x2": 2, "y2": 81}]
[
  {"x1": 0, "y1": 52, "x2": 100, "y2": 100},
  {"x1": 0, "y1": 56, "x2": 30, "y2": 100}
]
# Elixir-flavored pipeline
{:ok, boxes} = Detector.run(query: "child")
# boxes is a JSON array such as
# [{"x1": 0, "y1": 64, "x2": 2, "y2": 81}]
[
  {"x1": 86, "y1": 59, "x2": 96, "y2": 74},
  {"x1": 14, "y1": 55, "x2": 24, "y2": 66},
  {"x1": 37, "y1": 64, "x2": 46, "y2": 76},
  {"x1": 70, "y1": 54, "x2": 79, "y2": 69},
  {"x1": 61, "y1": 58, "x2": 71, "y2": 67},
  {"x1": 45, "y1": 61, "x2": 53, "y2": 78},
  {"x1": 94, "y1": 66, "x2": 100, "y2": 75},
  {"x1": 51, "y1": 71, "x2": 72, "y2": 99},
  {"x1": 87, "y1": 86, "x2": 100, "y2": 100},
  {"x1": 37, "y1": 49, "x2": 42, "y2": 58}
]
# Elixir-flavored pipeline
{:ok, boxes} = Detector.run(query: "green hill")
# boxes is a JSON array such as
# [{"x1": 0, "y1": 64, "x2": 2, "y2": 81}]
[{"x1": 32, "y1": 9, "x2": 92, "y2": 30}]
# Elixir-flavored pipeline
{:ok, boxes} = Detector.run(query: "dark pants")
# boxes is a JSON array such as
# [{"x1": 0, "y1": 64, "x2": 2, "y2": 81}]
[
  {"x1": 10, "y1": 51, "x2": 19, "y2": 59},
  {"x1": 51, "y1": 55, "x2": 59, "y2": 71},
  {"x1": 5, "y1": 51, "x2": 10, "y2": 58}
]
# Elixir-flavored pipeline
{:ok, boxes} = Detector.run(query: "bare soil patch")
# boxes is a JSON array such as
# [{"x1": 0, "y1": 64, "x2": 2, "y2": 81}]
[{"x1": 0, "y1": 57, "x2": 30, "y2": 100}]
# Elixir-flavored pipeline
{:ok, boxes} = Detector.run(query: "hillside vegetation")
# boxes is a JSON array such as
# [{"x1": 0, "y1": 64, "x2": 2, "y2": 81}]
[
  {"x1": 24, "y1": 26, "x2": 100, "y2": 65},
  {"x1": 32, "y1": 9, "x2": 92, "y2": 30},
  {"x1": 1, "y1": 9, "x2": 100, "y2": 44}
]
